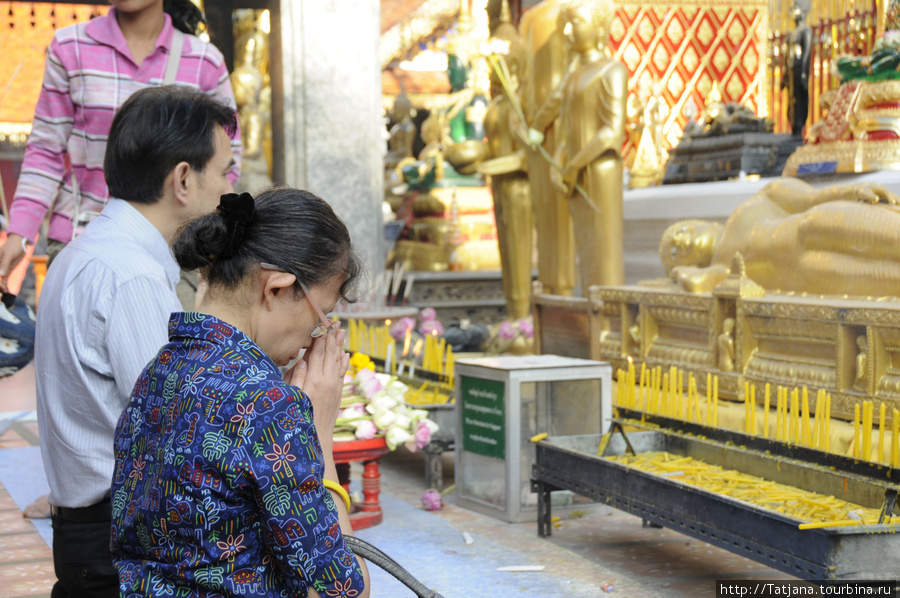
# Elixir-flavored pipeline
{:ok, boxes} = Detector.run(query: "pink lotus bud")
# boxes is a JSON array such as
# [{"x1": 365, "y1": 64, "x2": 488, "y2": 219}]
[
  {"x1": 414, "y1": 420, "x2": 432, "y2": 450},
  {"x1": 421, "y1": 488, "x2": 443, "y2": 511},
  {"x1": 419, "y1": 307, "x2": 437, "y2": 322},
  {"x1": 354, "y1": 420, "x2": 377, "y2": 440},
  {"x1": 518, "y1": 320, "x2": 534, "y2": 339},
  {"x1": 498, "y1": 321, "x2": 517, "y2": 340},
  {"x1": 391, "y1": 317, "x2": 416, "y2": 341}
]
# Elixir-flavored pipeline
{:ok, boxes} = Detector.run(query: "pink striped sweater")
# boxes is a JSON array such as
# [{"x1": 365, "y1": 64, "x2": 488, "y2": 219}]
[{"x1": 9, "y1": 9, "x2": 242, "y2": 243}]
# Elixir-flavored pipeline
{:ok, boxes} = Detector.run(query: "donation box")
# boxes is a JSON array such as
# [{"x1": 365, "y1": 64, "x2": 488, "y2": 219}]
[{"x1": 454, "y1": 354, "x2": 612, "y2": 522}]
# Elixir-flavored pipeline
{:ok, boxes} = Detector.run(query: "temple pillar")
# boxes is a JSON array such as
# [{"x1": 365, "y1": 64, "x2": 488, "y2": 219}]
[{"x1": 271, "y1": 1, "x2": 385, "y2": 273}]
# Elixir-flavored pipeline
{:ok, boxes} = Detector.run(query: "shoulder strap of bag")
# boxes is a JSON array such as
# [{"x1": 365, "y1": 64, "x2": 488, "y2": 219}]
[{"x1": 164, "y1": 29, "x2": 185, "y2": 85}]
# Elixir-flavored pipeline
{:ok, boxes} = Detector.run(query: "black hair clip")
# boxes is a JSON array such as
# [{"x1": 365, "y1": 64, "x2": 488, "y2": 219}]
[{"x1": 217, "y1": 192, "x2": 255, "y2": 257}]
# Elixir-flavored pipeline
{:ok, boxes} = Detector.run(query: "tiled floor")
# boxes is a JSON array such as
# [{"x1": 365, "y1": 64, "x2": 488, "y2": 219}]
[{"x1": 0, "y1": 362, "x2": 798, "y2": 598}]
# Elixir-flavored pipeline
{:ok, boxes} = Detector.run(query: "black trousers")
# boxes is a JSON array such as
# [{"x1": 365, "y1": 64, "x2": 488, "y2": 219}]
[{"x1": 50, "y1": 513, "x2": 118, "y2": 598}]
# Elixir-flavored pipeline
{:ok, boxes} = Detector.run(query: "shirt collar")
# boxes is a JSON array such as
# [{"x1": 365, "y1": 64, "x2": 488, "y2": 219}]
[
  {"x1": 99, "y1": 199, "x2": 180, "y2": 287},
  {"x1": 85, "y1": 8, "x2": 176, "y2": 64},
  {"x1": 167, "y1": 313, "x2": 278, "y2": 373}
]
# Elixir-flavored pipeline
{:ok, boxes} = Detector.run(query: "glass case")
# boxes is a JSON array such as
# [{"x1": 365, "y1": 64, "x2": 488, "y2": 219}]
[{"x1": 455, "y1": 355, "x2": 612, "y2": 522}]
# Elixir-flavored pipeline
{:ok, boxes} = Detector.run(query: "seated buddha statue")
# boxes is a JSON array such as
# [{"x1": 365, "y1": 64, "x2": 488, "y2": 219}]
[{"x1": 659, "y1": 178, "x2": 900, "y2": 297}]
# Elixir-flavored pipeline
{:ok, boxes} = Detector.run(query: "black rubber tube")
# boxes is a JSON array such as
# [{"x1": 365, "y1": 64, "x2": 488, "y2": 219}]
[{"x1": 345, "y1": 535, "x2": 445, "y2": 598}]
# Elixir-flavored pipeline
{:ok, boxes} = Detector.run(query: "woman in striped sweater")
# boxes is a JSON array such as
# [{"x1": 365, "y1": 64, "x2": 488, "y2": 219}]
[{"x1": 0, "y1": 0, "x2": 241, "y2": 292}]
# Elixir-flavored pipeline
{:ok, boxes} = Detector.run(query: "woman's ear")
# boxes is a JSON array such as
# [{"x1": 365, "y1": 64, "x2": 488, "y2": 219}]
[{"x1": 262, "y1": 270, "x2": 297, "y2": 310}]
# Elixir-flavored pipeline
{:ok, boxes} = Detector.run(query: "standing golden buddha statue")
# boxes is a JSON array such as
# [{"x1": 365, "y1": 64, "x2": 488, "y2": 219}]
[
  {"x1": 543, "y1": 0, "x2": 627, "y2": 291},
  {"x1": 518, "y1": 0, "x2": 577, "y2": 296},
  {"x1": 231, "y1": 9, "x2": 273, "y2": 194},
  {"x1": 478, "y1": 0, "x2": 533, "y2": 320}
]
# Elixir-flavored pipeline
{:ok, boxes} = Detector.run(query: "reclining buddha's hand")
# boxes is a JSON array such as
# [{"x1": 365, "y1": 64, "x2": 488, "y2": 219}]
[{"x1": 857, "y1": 183, "x2": 900, "y2": 205}]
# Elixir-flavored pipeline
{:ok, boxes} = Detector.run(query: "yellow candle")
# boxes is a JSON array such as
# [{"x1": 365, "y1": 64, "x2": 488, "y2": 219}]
[
  {"x1": 678, "y1": 369, "x2": 684, "y2": 420},
  {"x1": 692, "y1": 375, "x2": 701, "y2": 423},
  {"x1": 744, "y1": 381, "x2": 751, "y2": 434},
  {"x1": 854, "y1": 404, "x2": 861, "y2": 459},
  {"x1": 802, "y1": 387, "x2": 811, "y2": 447},
  {"x1": 446, "y1": 347, "x2": 455, "y2": 388},
  {"x1": 617, "y1": 369, "x2": 624, "y2": 406},
  {"x1": 892, "y1": 409, "x2": 899, "y2": 468},
  {"x1": 763, "y1": 383, "x2": 771, "y2": 439},
  {"x1": 775, "y1": 390, "x2": 783, "y2": 442},
  {"x1": 652, "y1": 367, "x2": 660, "y2": 414},
  {"x1": 862, "y1": 401, "x2": 873, "y2": 462},
  {"x1": 348, "y1": 319, "x2": 357, "y2": 351},
  {"x1": 706, "y1": 373, "x2": 712, "y2": 426},
  {"x1": 713, "y1": 375, "x2": 719, "y2": 426},
  {"x1": 791, "y1": 389, "x2": 800, "y2": 445},
  {"x1": 824, "y1": 393, "x2": 832, "y2": 453},
  {"x1": 662, "y1": 373, "x2": 669, "y2": 415},
  {"x1": 627, "y1": 357, "x2": 635, "y2": 409},
  {"x1": 687, "y1": 374, "x2": 696, "y2": 423},
  {"x1": 812, "y1": 390, "x2": 821, "y2": 449},
  {"x1": 750, "y1": 384, "x2": 757, "y2": 436},
  {"x1": 639, "y1": 362, "x2": 647, "y2": 411},
  {"x1": 879, "y1": 402, "x2": 886, "y2": 464}
]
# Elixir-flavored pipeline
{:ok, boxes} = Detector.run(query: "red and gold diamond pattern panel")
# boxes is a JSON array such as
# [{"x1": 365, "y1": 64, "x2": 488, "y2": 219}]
[{"x1": 610, "y1": 1, "x2": 767, "y2": 160}]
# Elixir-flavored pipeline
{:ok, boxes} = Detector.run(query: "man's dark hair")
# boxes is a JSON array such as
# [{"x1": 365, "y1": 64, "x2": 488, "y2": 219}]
[{"x1": 105, "y1": 85, "x2": 237, "y2": 205}]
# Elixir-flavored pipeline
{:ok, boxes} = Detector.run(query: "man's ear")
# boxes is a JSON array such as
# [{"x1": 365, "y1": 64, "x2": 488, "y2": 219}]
[
  {"x1": 262, "y1": 270, "x2": 298, "y2": 311},
  {"x1": 170, "y1": 161, "x2": 193, "y2": 207}
]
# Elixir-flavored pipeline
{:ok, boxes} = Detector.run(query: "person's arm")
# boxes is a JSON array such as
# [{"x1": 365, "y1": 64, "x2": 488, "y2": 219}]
[
  {"x1": 562, "y1": 63, "x2": 628, "y2": 180},
  {"x1": 0, "y1": 36, "x2": 75, "y2": 284},
  {"x1": 763, "y1": 178, "x2": 900, "y2": 215},
  {"x1": 104, "y1": 276, "x2": 180, "y2": 405},
  {"x1": 475, "y1": 149, "x2": 527, "y2": 176},
  {"x1": 278, "y1": 328, "x2": 370, "y2": 597}
]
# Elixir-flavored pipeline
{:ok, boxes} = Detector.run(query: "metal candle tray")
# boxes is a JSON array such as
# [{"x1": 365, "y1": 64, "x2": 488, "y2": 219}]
[{"x1": 532, "y1": 417, "x2": 900, "y2": 581}]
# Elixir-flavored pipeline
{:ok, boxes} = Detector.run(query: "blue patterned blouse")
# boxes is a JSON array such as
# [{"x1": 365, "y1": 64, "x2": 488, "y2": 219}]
[{"x1": 111, "y1": 313, "x2": 365, "y2": 597}]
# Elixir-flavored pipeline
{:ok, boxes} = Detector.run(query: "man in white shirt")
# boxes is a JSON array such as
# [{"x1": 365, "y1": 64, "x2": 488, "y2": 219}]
[{"x1": 35, "y1": 85, "x2": 236, "y2": 598}]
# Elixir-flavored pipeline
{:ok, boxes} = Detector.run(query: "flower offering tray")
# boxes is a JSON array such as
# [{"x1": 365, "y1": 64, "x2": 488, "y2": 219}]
[{"x1": 532, "y1": 417, "x2": 900, "y2": 581}]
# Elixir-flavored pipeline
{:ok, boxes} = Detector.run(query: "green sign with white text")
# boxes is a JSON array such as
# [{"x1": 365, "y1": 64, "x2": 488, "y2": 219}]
[{"x1": 461, "y1": 376, "x2": 506, "y2": 460}]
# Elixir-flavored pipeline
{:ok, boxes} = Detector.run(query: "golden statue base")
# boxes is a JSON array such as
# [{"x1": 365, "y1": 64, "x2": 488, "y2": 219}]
[
  {"x1": 783, "y1": 139, "x2": 900, "y2": 175},
  {"x1": 533, "y1": 276, "x2": 900, "y2": 421}
]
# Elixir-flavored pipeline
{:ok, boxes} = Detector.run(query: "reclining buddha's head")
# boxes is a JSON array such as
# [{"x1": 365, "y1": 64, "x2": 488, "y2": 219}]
[{"x1": 659, "y1": 220, "x2": 723, "y2": 273}]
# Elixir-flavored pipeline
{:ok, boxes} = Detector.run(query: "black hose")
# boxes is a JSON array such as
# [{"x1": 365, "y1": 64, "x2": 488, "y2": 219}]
[{"x1": 345, "y1": 535, "x2": 445, "y2": 598}]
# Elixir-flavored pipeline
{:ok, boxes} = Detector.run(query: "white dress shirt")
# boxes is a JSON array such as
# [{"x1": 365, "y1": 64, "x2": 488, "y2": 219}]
[{"x1": 35, "y1": 199, "x2": 181, "y2": 508}]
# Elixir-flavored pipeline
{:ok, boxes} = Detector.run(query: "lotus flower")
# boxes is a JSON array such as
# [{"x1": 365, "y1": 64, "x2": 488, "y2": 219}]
[
  {"x1": 390, "y1": 317, "x2": 417, "y2": 341},
  {"x1": 354, "y1": 419, "x2": 377, "y2": 440},
  {"x1": 385, "y1": 426, "x2": 413, "y2": 451},
  {"x1": 497, "y1": 321, "x2": 517, "y2": 340},
  {"x1": 419, "y1": 307, "x2": 437, "y2": 322},
  {"x1": 518, "y1": 319, "x2": 534, "y2": 339},
  {"x1": 413, "y1": 420, "x2": 433, "y2": 450},
  {"x1": 421, "y1": 488, "x2": 443, "y2": 511}
]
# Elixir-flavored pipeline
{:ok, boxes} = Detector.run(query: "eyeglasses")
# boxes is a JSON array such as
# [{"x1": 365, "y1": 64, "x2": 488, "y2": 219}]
[{"x1": 260, "y1": 262, "x2": 337, "y2": 338}]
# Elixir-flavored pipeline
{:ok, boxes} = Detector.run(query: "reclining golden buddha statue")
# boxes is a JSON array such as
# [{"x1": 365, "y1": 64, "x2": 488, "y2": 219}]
[{"x1": 659, "y1": 177, "x2": 900, "y2": 297}]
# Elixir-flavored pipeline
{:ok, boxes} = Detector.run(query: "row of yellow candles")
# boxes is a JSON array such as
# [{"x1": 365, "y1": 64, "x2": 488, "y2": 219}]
[
  {"x1": 345, "y1": 319, "x2": 455, "y2": 385},
  {"x1": 615, "y1": 360, "x2": 900, "y2": 467}
]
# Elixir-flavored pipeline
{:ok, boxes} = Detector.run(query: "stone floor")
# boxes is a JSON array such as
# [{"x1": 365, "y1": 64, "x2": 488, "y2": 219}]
[{"x1": 0, "y1": 362, "x2": 798, "y2": 598}]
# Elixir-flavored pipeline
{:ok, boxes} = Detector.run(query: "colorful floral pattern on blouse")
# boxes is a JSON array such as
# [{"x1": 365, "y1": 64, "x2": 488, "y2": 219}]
[{"x1": 111, "y1": 313, "x2": 364, "y2": 597}]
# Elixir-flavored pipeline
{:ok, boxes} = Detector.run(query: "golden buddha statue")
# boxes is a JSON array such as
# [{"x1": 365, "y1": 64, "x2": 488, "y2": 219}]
[
  {"x1": 478, "y1": 0, "x2": 533, "y2": 320},
  {"x1": 386, "y1": 90, "x2": 417, "y2": 173},
  {"x1": 533, "y1": 0, "x2": 627, "y2": 291},
  {"x1": 231, "y1": 9, "x2": 272, "y2": 195},
  {"x1": 518, "y1": 0, "x2": 577, "y2": 296},
  {"x1": 660, "y1": 178, "x2": 900, "y2": 297}
]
